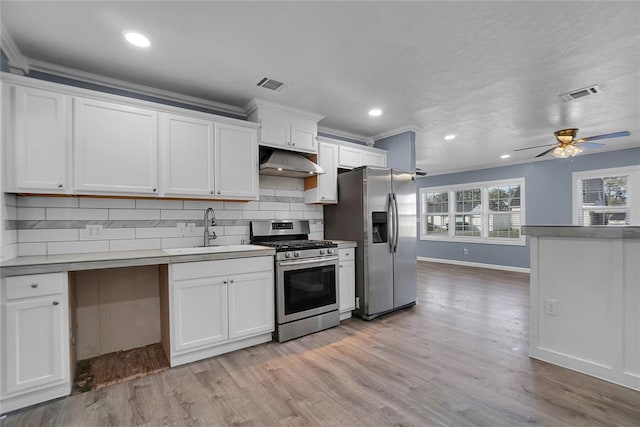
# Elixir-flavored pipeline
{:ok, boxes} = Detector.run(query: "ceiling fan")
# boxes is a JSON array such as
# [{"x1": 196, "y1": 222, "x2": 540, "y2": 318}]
[{"x1": 514, "y1": 128, "x2": 631, "y2": 158}]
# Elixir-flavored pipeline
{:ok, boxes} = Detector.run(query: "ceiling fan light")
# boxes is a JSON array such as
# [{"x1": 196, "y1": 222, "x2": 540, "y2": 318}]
[{"x1": 551, "y1": 147, "x2": 568, "y2": 158}]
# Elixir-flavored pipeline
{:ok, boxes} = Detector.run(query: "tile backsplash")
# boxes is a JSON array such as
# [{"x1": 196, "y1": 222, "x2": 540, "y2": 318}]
[{"x1": 5, "y1": 176, "x2": 324, "y2": 257}]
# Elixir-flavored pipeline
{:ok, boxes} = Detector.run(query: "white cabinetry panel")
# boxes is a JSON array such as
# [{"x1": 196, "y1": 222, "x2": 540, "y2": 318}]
[
  {"x1": 228, "y1": 271, "x2": 274, "y2": 339},
  {"x1": 73, "y1": 97, "x2": 159, "y2": 196},
  {"x1": 305, "y1": 142, "x2": 338, "y2": 204},
  {"x1": 171, "y1": 276, "x2": 228, "y2": 352},
  {"x1": 215, "y1": 123, "x2": 258, "y2": 199},
  {"x1": 338, "y1": 248, "x2": 356, "y2": 319},
  {"x1": 11, "y1": 86, "x2": 70, "y2": 193},
  {"x1": 160, "y1": 113, "x2": 213, "y2": 197},
  {"x1": 364, "y1": 151, "x2": 387, "y2": 167}
]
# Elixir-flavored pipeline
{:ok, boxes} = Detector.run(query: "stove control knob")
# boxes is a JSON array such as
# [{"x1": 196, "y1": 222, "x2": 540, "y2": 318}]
[
  {"x1": 327, "y1": 249, "x2": 334, "y2": 254},
  {"x1": 285, "y1": 252, "x2": 291, "y2": 258},
  {"x1": 294, "y1": 251, "x2": 300, "y2": 258},
  {"x1": 320, "y1": 249, "x2": 325, "y2": 254}
]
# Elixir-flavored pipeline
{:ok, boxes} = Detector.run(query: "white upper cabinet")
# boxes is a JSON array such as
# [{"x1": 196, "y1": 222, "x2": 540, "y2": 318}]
[
  {"x1": 215, "y1": 122, "x2": 258, "y2": 200},
  {"x1": 363, "y1": 151, "x2": 387, "y2": 168},
  {"x1": 305, "y1": 141, "x2": 338, "y2": 204},
  {"x1": 74, "y1": 97, "x2": 159, "y2": 196},
  {"x1": 9, "y1": 86, "x2": 71, "y2": 193},
  {"x1": 246, "y1": 99, "x2": 324, "y2": 154},
  {"x1": 338, "y1": 143, "x2": 387, "y2": 169},
  {"x1": 160, "y1": 113, "x2": 214, "y2": 197}
]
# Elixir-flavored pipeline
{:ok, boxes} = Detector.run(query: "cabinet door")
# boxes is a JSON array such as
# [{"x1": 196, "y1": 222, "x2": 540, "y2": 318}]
[
  {"x1": 318, "y1": 142, "x2": 338, "y2": 202},
  {"x1": 339, "y1": 146, "x2": 364, "y2": 169},
  {"x1": 339, "y1": 250, "x2": 355, "y2": 313},
  {"x1": 171, "y1": 277, "x2": 228, "y2": 353},
  {"x1": 228, "y1": 271, "x2": 274, "y2": 339},
  {"x1": 259, "y1": 113, "x2": 290, "y2": 148},
  {"x1": 12, "y1": 86, "x2": 70, "y2": 193},
  {"x1": 3, "y1": 296, "x2": 68, "y2": 396},
  {"x1": 160, "y1": 113, "x2": 214, "y2": 197},
  {"x1": 215, "y1": 123, "x2": 258, "y2": 200},
  {"x1": 290, "y1": 118, "x2": 317, "y2": 153},
  {"x1": 74, "y1": 97, "x2": 158, "y2": 195},
  {"x1": 364, "y1": 152, "x2": 387, "y2": 167}
]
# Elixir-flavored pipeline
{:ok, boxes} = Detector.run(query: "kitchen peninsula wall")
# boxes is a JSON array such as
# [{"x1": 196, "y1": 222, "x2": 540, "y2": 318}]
[{"x1": 7, "y1": 176, "x2": 323, "y2": 257}]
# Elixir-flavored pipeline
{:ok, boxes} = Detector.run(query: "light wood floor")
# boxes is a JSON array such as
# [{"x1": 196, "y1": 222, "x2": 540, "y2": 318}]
[{"x1": 3, "y1": 262, "x2": 640, "y2": 426}]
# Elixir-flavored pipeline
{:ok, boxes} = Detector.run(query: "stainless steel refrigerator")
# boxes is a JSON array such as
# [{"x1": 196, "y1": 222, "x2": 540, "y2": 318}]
[{"x1": 324, "y1": 166, "x2": 417, "y2": 320}]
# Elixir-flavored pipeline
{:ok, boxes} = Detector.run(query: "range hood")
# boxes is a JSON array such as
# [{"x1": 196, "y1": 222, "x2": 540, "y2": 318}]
[{"x1": 259, "y1": 148, "x2": 325, "y2": 178}]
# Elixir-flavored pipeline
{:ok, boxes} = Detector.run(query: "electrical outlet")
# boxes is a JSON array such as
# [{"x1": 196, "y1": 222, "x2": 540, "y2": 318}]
[
  {"x1": 186, "y1": 223, "x2": 197, "y2": 236},
  {"x1": 85, "y1": 225, "x2": 103, "y2": 239},
  {"x1": 545, "y1": 299, "x2": 559, "y2": 316},
  {"x1": 176, "y1": 223, "x2": 186, "y2": 237},
  {"x1": 463, "y1": 247, "x2": 469, "y2": 255}
]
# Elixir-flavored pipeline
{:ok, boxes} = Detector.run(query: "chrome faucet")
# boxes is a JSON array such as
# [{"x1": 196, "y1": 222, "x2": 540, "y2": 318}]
[{"x1": 203, "y1": 208, "x2": 217, "y2": 247}]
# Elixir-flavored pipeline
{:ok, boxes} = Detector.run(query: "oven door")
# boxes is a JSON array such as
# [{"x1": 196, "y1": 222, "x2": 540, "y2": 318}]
[{"x1": 277, "y1": 256, "x2": 339, "y2": 324}]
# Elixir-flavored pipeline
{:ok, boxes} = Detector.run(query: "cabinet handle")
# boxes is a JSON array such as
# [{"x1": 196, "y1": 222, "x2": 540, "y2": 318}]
[
  {"x1": 340, "y1": 264, "x2": 344, "y2": 268},
  {"x1": 30, "y1": 283, "x2": 38, "y2": 288},
  {"x1": 52, "y1": 301, "x2": 59, "y2": 306},
  {"x1": 230, "y1": 279, "x2": 234, "y2": 284},
  {"x1": 152, "y1": 188, "x2": 157, "y2": 192},
  {"x1": 210, "y1": 191, "x2": 214, "y2": 195},
  {"x1": 217, "y1": 190, "x2": 221, "y2": 195},
  {"x1": 292, "y1": 142, "x2": 296, "y2": 146},
  {"x1": 223, "y1": 280, "x2": 228, "y2": 284},
  {"x1": 57, "y1": 183, "x2": 63, "y2": 188},
  {"x1": 321, "y1": 196, "x2": 325, "y2": 200}
]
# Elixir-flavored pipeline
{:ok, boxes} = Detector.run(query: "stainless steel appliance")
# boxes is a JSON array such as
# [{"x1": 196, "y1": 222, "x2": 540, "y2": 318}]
[
  {"x1": 250, "y1": 220, "x2": 340, "y2": 342},
  {"x1": 324, "y1": 166, "x2": 417, "y2": 320}
]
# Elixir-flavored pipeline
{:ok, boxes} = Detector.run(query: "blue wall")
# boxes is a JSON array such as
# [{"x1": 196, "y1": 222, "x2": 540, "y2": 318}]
[
  {"x1": 374, "y1": 131, "x2": 416, "y2": 171},
  {"x1": 416, "y1": 147, "x2": 640, "y2": 268}
]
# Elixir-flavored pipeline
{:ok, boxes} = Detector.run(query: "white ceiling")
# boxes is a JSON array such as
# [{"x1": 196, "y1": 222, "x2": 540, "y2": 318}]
[{"x1": 2, "y1": 1, "x2": 639, "y2": 174}]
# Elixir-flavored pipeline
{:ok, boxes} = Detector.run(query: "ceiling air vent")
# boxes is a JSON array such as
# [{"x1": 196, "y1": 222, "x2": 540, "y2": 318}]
[
  {"x1": 560, "y1": 85, "x2": 602, "y2": 102},
  {"x1": 256, "y1": 77, "x2": 286, "y2": 92}
]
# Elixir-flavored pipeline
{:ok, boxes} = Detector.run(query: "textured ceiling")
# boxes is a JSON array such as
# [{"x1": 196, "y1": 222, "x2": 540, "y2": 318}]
[{"x1": 2, "y1": 1, "x2": 639, "y2": 174}]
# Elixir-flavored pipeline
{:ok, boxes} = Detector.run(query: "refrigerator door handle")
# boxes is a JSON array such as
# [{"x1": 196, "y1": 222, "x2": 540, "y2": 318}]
[
  {"x1": 392, "y1": 193, "x2": 399, "y2": 253},
  {"x1": 388, "y1": 192, "x2": 394, "y2": 252}
]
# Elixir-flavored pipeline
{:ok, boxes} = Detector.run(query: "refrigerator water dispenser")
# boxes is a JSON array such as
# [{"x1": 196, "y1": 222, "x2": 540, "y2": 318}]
[{"x1": 371, "y1": 211, "x2": 388, "y2": 243}]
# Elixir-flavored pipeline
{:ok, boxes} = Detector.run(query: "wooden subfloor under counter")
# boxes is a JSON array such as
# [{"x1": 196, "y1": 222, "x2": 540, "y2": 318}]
[{"x1": 3, "y1": 262, "x2": 640, "y2": 426}]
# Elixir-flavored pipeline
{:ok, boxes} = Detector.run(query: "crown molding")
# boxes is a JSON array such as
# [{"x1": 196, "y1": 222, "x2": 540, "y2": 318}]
[
  {"x1": 372, "y1": 125, "x2": 423, "y2": 142},
  {"x1": 317, "y1": 126, "x2": 374, "y2": 146},
  {"x1": 25, "y1": 58, "x2": 246, "y2": 116},
  {"x1": 244, "y1": 98, "x2": 325, "y2": 121},
  {"x1": 0, "y1": 27, "x2": 29, "y2": 74}
]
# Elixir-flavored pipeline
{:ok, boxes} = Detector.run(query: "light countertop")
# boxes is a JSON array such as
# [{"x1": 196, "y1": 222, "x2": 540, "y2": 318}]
[
  {"x1": 0, "y1": 245, "x2": 276, "y2": 277},
  {"x1": 331, "y1": 240, "x2": 358, "y2": 249},
  {"x1": 522, "y1": 225, "x2": 640, "y2": 239}
]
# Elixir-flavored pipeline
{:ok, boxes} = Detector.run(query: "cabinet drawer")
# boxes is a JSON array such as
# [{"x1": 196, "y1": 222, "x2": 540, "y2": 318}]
[
  {"x1": 171, "y1": 256, "x2": 273, "y2": 281},
  {"x1": 3, "y1": 273, "x2": 66, "y2": 300},
  {"x1": 339, "y1": 248, "x2": 354, "y2": 259}
]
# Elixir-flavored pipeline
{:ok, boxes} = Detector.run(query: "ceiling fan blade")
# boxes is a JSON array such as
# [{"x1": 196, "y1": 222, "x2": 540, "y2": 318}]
[
  {"x1": 535, "y1": 146, "x2": 557, "y2": 158},
  {"x1": 513, "y1": 143, "x2": 555, "y2": 152},
  {"x1": 578, "y1": 131, "x2": 630, "y2": 142},
  {"x1": 578, "y1": 142, "x2": 606, "y2": 149}
]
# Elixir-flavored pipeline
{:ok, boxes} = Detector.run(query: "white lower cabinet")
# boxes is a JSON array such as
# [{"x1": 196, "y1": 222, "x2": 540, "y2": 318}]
[
  {"x1": 339, "y1": 248, "x2": 356, "y2": 320},
  {"x1": 1, "y1": 273, "x2": 70, "y2": 413},
  {"x1": 168, "y1": 256, "x2": 274, "y2": 366}
]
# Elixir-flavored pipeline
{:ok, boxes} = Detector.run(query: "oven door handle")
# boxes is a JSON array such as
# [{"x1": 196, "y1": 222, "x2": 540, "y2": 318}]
[{"x1": 279, "y1": 256, "x2": 338, "y2": 266}]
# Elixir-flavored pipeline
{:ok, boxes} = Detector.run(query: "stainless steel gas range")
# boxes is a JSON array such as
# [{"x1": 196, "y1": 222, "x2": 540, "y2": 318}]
[{"x1": 250, "y1": 220, "x2": 340, "y2": 342}]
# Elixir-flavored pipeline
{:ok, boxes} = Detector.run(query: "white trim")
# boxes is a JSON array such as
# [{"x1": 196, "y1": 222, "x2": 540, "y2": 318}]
[
  {"x1": 1, "y1": 73, "x2": 258, "y2": 129},
  {"x1": 572, "y1": 165, "x2": 640, "y2": 226},
  {"x1": 24, "y1": 58, "x2": 246, "y2": 116},
  {"x1": 372, "y1": 125, "x2": 422, "y2": 141},
  {"x1": 317, "y1": 126, "x2": 374, "y2": 146},
  {"x1": 0, "y1": 27, "x2": 29, "y2": 74},
  {"x1": 417, "y1": 256, "x2": 530, "y2": 274},
  {"x1": 244, "y1": 98, "x2": 325, "y2": 121}
]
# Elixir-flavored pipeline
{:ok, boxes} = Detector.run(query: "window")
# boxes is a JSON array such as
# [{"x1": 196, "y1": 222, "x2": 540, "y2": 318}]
[
  {"x1": 420, "y1": 178, "x2": 525, "y2": 245},
  {"x1": 573, "y1": 166, "x2": 640, "y2": 226}
]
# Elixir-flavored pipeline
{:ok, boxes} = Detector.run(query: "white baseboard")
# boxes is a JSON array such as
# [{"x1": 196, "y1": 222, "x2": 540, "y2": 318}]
[{"x1": 417, "y1": 256, "x2": 530, "y2": 274}]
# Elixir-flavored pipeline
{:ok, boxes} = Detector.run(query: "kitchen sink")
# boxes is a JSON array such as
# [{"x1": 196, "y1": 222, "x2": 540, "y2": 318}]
[{"x1": 162, "y1": 245, "x2": 266, "y2": 256}]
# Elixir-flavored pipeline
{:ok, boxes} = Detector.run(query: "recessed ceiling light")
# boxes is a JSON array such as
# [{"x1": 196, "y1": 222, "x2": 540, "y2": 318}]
[
  {"x1": 123, "y1": 31, "x2": 150, "y2": 48},
  {"x1": 444, "y1": 134, "x2": 456, "y2": 141},
  {"x1": 368, "y1": 108, "x2": 382, "y2": 117},
  {"x1": 500, "y1": 154, "x2": 511, "y2": 159}
]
